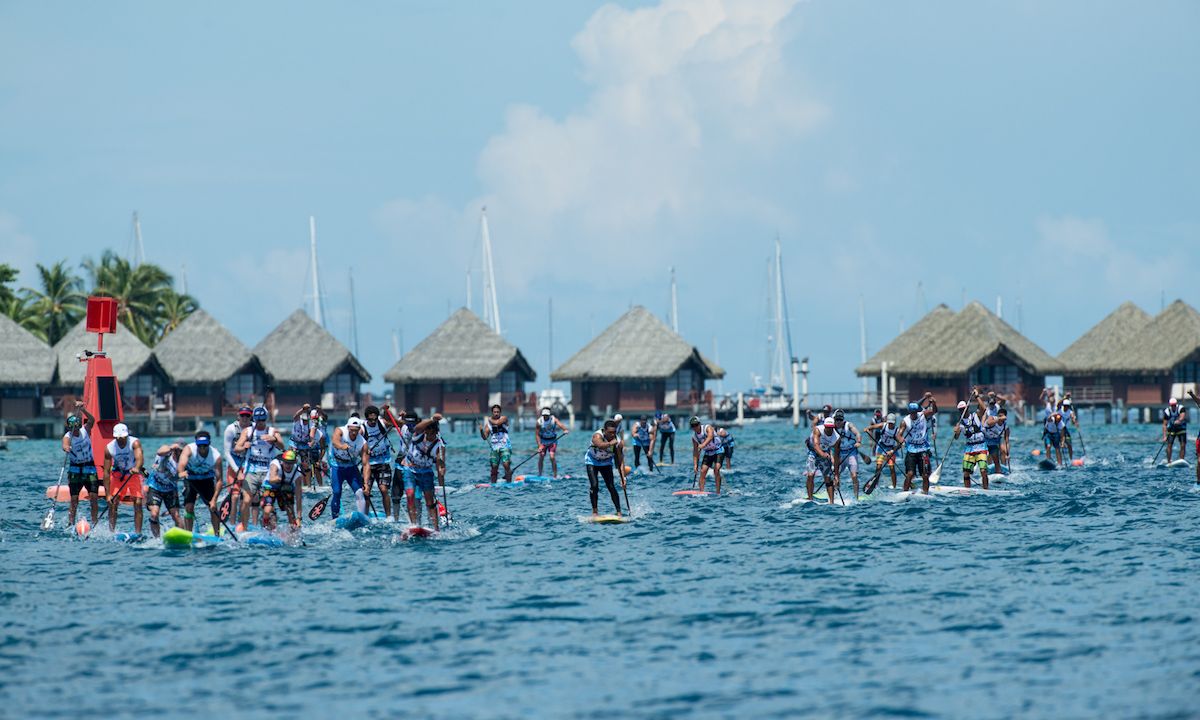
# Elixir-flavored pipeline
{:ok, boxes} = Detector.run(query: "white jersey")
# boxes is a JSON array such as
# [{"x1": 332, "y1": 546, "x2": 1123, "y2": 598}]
[
  {"x1": 65, "y1": 429, "x2": 94, "y2": 466},
  {"x1": 363, "y1": 421, "x2": 393, "y2": 465},
  {"x1": 106, "y1": 438, "x2": 138, "y2": 473},
  {"x1": 330, "y1": 426, "x2": 366, "y2": 467},
  {"x1": 184, "y1": 444, "x2": 221, "y2": 479},
  {"x1": 244, "y1": 425, "x2": 278, "y2": 472},
  {"x1": 223, "y1": 421, "x2": 247, "y2": 470}
]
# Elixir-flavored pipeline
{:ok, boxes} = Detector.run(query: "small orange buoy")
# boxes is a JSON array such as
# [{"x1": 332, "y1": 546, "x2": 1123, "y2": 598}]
[
  {"x1": 75, "y1": 519, "x2": 91, "y2": 537},
  {"x1": 1071, "y1": 459, "x2": 1084, "y2": 467},
  {"x1": 437, "y1": 502, "x2": 447, "y2": 517},
  {"x1": 1031, "y1": 449, "x2": 1041, "y2": 456}
]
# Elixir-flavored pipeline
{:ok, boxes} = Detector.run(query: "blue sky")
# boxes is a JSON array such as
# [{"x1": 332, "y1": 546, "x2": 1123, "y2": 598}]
[{"x1": 2, "y1": 0, "x2": 1197, "y2": 395}]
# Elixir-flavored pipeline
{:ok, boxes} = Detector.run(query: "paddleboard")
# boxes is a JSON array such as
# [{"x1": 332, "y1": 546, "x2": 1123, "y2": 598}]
[
  {"x1": 242, "y1": 532, "x2": 286, "y2": 547},
  {"x1": 334, "y1": 511, "x2": 370, "y2": 531},
  {"x1": 1037, "y1": 459, "x2": 1058, "y2": 471},
  {"x1": 988, "y1": 464, "x2": 1011, "y2": 475},
  {"x1": 163, "y1": 527, "x2": 224, "y2": 549},
  {"x1": 672, "y1": 490, "x2": 712, "y2": 496},
  {"x1": 474, "y1": 479, "x2": 525, "y2": 489},
  {"x1": 400, "y1": 526, "x2": 435, "y2": 540},
  {"x1": 113, "y1": 532, "x2": 144, "y2": 543},
  {"x1": 929, "y1": 485, "x2": 1018, "y2": 496},
  {"x1": 513, "y1": 474, "x2": 564, "y2": 483},
  {"x1": 1163, "y1": 459, "x2": 1191, "y2": 469},
  {"x1": 586, "y1": 514, "x2": 630, "y2": 524}
]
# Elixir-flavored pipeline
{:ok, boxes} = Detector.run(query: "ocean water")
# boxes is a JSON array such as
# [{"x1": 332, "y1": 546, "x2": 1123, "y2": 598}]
[{"x1": 1, "y1": 421, "x2": 1198, "y2": 719}]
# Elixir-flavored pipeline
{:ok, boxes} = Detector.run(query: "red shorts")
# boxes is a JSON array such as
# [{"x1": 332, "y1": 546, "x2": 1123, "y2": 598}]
[{"x1": 107, "y1": 471, "x2": 145, "y2": 500}]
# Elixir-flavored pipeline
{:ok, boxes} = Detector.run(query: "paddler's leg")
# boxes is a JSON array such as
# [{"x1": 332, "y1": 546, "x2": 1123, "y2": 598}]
[
  {"x1": 600, "y1": 465, "x2": 620, "y2": 514},
  {"x1": 847, "y1": 454, "x2": 858, "y2": 499},
  {"x1": 920, "y1": 453, "x2": 931, "y2": 494},
  {"x1": 350, "y1": 469, "x2": 366, "y2": 515},
  {"x1": 1180, "y1": 432, "x2": 1188, "y2": 460},
  {"x1": 405, "y1": 486, "x2": 419, "y2": 525},
  {"x1": 133, "y1": 498, "x2": 143, "y2": 535},
  {"x1": 107, "y1": 475, "x2": 120, "y2": 531},
  {"x1": 391, "y1": 468, "x2": 405, "y2": 521},
  {"x1": 501, "y1": 449, "x2": 512, "y2": 482},
  {"x1": 329, "y1": 468, "x2": 344, "y2": 520},
  {"x1": 587, "y1": 465, "x2": 601, "y2": 515},
  {"x1": 696, "y1": 463, "x2": 708, "y2": 493},
  {"x1": 537, "y1": 446, "x2": 545, "y2": 476},
  {"x1": 423, "y1": 482, "x2": 438, "y2": 530},
  {"x1": 488, "y1": 449, "x2": 499, "y2": 483},
  {"x1": 261, "y1": 493, "x2": 275, "y2": 530},
  {"x1": 805, "y1": 472, "x2": 815, "y2": 500},
  {"x1": 962, "y1": 454, "x2": 971, "y2": 488},
  {"x1": 146, "y1": 492, "x2": 163, "y2": 538},
  {"x1": 712, "y1": 456, "x2": 722, "y2": 494},
  {"x1": 374, "y1": 464, "x2": 392, "y2": 518},
  {"x1": 549, "y1": 445, "x2": 558, "y2": 478},
  {"x1": 980, "y1": 463, "x2": 989, "y2": 490},
  {"x1": 633, "y1": 445, "x2": 641, "y2": 469}
]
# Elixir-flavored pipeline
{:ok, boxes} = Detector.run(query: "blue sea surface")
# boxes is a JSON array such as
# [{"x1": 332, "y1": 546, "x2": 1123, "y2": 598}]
[{"x1": 1, "y1": 421, "x2": 1197, "y2": 718}]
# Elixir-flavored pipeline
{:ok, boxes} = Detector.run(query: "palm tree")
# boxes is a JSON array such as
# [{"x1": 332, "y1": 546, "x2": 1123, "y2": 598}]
[
  {"x1": 0, "y1": 263, "x2": 17, "y2": 306},
  {"x1": 2, "y1": 291, "x2": 44, "y2": 336},
  {"x1": 23, "y1": 261, "x2": 87, "y2": 345},
  {"x1": 84, "y1": 251, "x2": 176, "y2": 345},
  {"x1": 155, "y1": 290, "x2": 199, "y2": 343}
]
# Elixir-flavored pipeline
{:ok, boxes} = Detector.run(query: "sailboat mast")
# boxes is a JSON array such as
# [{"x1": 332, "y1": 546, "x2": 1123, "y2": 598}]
[
  {"x1": 131, "y1": 211, "x2": 146, "y2": 266},
  {"x1": 670, "y1": 267, "x2": 679, "y2": 333},
  {"x1": 772, "y1": 238, "x2": 787, "y2": 388},
  {"x1": 348, "y1": 268, "x2": 360, "y2": 356},
  {"x1": 480, "y1": 208, "x2": 501, "y2": 334},
  {"x1": 309, "y1": 216, "x2": 325, "y2": 328},
  {"x1": 859, "y1": 295, "x2": 868, "y2": 394}
]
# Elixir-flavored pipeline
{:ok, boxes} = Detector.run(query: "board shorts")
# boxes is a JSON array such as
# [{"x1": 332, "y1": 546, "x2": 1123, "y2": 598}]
[
  {"x1": 840, "y1": 452, "x2": 857, "y2": 474},
  {"x1": 904, "y1": 450, "x2": 931, "y2": 476},
  {"x1": 962, "y1": 451, "x2": 989, "y2": 473},
  {"x1": 1168, "y1": 429, "x2": 1188, "y2": 443},
  {"x1": 183, "y1": 478, "x2": 217, "y2": 506},
  {"x1": 875, "y1": 452, "x2": 895, "y2": 468},
  {"x1": 489, "y1": 447, "x2": 512, "y2": 466},
  {"x1": 805, "y1": 452, "x2": 831, "y2": 476},
  {"x1": 391, "y1": 464, "x2": 408, "y2": 502},
  {"x1": 369, "y1": 463, "x2": 392, "y2": 489},
  {"x1": 538, "y1": 442, "x2": 557, "y2": 455},
  {"x1": 1043, "y1": 432, "x2": 1061, "y2": 447},
  {"x1": 145, "y1": 486, "x2": 179, "y2": 510},
  {"x1": 261, "y1": 486, "x2": 295, "y2": 510},
  {"x1": 331, "y1": 464, "x2": 363, "y2": 492},
  {"x1": 701, "y1": 452, "x2": 723, "y2": 469},
  {"x1": 107, "y1": 470, "x2": 144, "y2": 500},
  {"x1": 407, "y1": 468, "x2": 436, "y2": 495},
  {"x1": 242, "y1": 469, "x2": 268, "y2": 498},
  {"x1": 724, "y1": 447, "x2": 735, "y2": 461},
  {"x1": 68, "y1": 465, "x2": 99, "y2": 496}
]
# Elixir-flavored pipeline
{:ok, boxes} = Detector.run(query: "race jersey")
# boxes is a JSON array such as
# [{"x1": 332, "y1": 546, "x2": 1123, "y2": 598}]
[
  {"x1": 183, "y1": 444, "x2": 220, "y2": 480},
  {"x1": 837, "y1": 422, "x2": 858, "y2": 455},
  {"x1": 1163, "y1": 407, "x2": 1187, "y2": 431},
  {"x1": 65, "y1": 429, "x2": 94, "y2": 468},
  {"x1": 223, "y1": 421, "x2": 248, "y2": 471},
  {"x1": 329, "y1": 426, "x2": 367, "y2": 468},
  {"x1": 632, "y1": 422, "x2": 652, "y2": 447},
  {"x1": 147, "y1": 452, "x2": 179, "y2": 493},
  {"x1": 901, "y1": 414, "x2": 932, "y2": 453},
  {"x1": 722, "y1": 432, "x2": 735, "y2": 449},
  {"x1": 363, "y1": 421, "x2": 393, "y2": 465},
  {"x1": 693, "y1": 424, "x2": 723, "y2": 454},
  {"x1": 393, "y1": 424, "x2": 413, "y2": 467},
  {"x1": 982, "y1": 415, "x2": 1007, "y2": 445},
  {"x1": 486, "y1": 419, "x2": 511, "y2": 450},
  {"x1": 290, "y1": 418, "x2": 314, "y2": 450},
  {"x1": 875, "y1": 424, "x2": 899, "y2": 453},
  {"x1": 1044, "y1": 415, "x2": 1062, "y2": 435},
  {"x1": 106, "y1": 438, "x2": 138, "y2": 474},
  {"x1": 807, "y1": 429, "x2": 841, "y2": 457},
  {"x1": 658, "y1": 415, "x2": 676, "y2": 433},
  {"x1": 960, "y1": 413, "x2": 987, "y2": 454},
  {"x1": 538, "y1": 417, "x2": 559, "y2": 443},
  {"x1": 244, "y1": 425, "x2": 278, "y2": 473},
  {"x1": 585, "y1": 433, "x2": 621, "y2": 467},
  {"x1": 266, "y1": 457, "x2": 304, "y2": 491},
  {"x1": 405, "y1": 433, "x2": 444, "y2": 472}
]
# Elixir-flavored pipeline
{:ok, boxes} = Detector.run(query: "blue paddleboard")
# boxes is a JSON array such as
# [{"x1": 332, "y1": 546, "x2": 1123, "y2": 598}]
[{"x1": 335, "y1": 510, "x2": 370, "y2": 531}]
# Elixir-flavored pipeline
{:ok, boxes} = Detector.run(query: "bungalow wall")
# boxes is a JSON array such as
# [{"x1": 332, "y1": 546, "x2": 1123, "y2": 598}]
[
  {"x1": 0, "y1": 387, "x2": 41, "y2": 419},
  {"x1": 173, "y1": 384, "x2": 222, "y2": 416}
]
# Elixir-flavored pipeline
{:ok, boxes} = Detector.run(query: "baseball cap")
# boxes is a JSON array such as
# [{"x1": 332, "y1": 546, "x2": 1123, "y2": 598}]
[
  {"x1": 1169, "y1": 397, "x2": 1178, "y2": 405},
  {"x1": 886, "y1": 413, "x2": 896, "y2": 423},
  {"x1": 281, "y1": 449, "x2": 297, "y2": 462},
  {"x1": 957, "y1": 401, "x2": 968, "y2": 410},
  {"x1": 347, "y1": 417, "x2": 363, "y2": 429},
  {"x1": 907, "y1": 402, "x2": 920, "y2": 412},
  {"x1": 688, "y1": 416, "x2": 700, "y2": 426},
  {"x1": 238, "y1": 406, "x2": 253, "y2": 416},
  {"x1": 113, "y1": 423, "x2": 129, "y2": 438},
  {"x1": 823, "y1": 417, "x2": 835, "y2": 428},
  {"x1": 310, "y1": 409, "x2": 320, "y2": 419},
  {"x1": 194, "y1": 430, "x2": 211, "y2": 446}
]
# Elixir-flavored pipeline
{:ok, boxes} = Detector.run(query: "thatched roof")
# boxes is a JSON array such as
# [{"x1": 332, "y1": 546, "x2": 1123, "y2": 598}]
[
  {"x1": 551, "y1": 306, "x2": 724, "y2": 381},
  {"x1": 254, "y1": 309, "x2": 370, "y2": 384},
  {"x1": 156, "y1": 309, "x2": 262, "y2": 384},
  {"x1": 53, "y1": 318, "x2": 160, "y2": 385},
  {"x1": 1059, "y1": 302, "x2": 1153, "y2": 374},
  {"x1": 0, "y1": 314, "x2": 56, "y2": 386},
  {"x1": 856, "y1": 302, "x2": 1063, "y2": 377},
  {"x1": 1105, "y1": 300, "x2": 1200, "y2": 374},
  {"x1": 856, "y1": 304, "x2": 955, "y2": 375},
  {"x1": 384, "y1": 308, "x2": 535, "y2": 383}
]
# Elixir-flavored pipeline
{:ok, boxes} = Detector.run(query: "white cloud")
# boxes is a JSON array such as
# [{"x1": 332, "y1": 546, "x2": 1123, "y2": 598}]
[
  {"x1": 378, "y1": 0, "x2": 825, "y2": 295},
  {"x1": 1034, "y1": 215, "x2": 1181, "y2": 292}
]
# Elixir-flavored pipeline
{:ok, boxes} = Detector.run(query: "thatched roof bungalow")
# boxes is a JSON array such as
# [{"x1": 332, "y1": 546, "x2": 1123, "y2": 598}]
[
  {"x1": 856, "y1": 302, "x2": 1062, "y2": 408},
  {"x1": 254, "y1": 309, "x2": 370, "y2": 414},
  {"x1": 1064, "y1": 300, "x2": 1200, "y2": 406},
  {"x1": 383, "y1": 308, "x2": 535, "y2": 417},
  {"x1": 0, "y1": 314, "x2": 57, "y2": 420},
  {"x1": 52, "y1": 318, "x2": 169, "y2": 415},
  {"x1": 155, "y1": 309, "x2": 268, "y2": 417},
  {"x1": 552, "y1": 306, "x2": 724, "y2": 420}
]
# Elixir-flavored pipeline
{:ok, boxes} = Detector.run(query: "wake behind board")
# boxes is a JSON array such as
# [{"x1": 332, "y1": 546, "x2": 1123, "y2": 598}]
[
  {"x1": 334, "y1": 511, "x2": 370, "y2": 531},
  {"x1": 1037, "y1": 459, "x2": 1058, "y2": 471},
  {"x1": 475, "y1": 479, "x2": 525, "y2": 489},
  {"x1": 1162, "y1": 459, "x2": 1191, "y2": 469},
  {"x1": 586, "y1": 514, "x2": 630, "y2": 524},
  {"x1": 673, "y1": 490, "x2": 712, "y2": 497}
]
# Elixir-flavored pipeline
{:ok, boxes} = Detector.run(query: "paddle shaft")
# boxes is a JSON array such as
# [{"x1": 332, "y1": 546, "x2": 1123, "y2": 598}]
[
  {"x1": 43, "y1": 455, "x2": 69, "y2": 528},
  {"x1": 95, "y1": 468, "x2": 141, "y2": 524}
]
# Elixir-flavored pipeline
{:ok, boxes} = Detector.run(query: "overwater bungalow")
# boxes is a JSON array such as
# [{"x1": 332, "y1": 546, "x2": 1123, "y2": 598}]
[{"x1": 254, "y1": 309, "x2": 370, "y2": 416}]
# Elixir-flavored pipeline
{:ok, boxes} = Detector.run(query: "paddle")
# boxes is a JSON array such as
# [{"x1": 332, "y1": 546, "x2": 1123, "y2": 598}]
[
  {"x1": 930, "y1": 398, "x2": 975, "y2": 485},
  {"x1": 1149, "y1": 438, "x2": 1167, "y2": 466},
  {"x1": 439, "y1": 477, "x2": 452, "y2": 523},
  {"x1": 506, "y1": 432, "x2": 568, "y2": 480},
  {"x1": 42, "y1": 456, "x2": 69, "y2": 530},
  {"x1": 308, "y1": 491, "x2": 332, "y2": 521},
  {"x1": 194, "y1": 477, "x2": 239, "y2": 542},
  {"x1": 620, "y1": 469, "x2": 631, "y2": 515}
]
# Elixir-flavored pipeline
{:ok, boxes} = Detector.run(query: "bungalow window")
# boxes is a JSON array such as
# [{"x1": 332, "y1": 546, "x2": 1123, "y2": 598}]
[
  {"x1": 444, "y1": 382, "x2": 475, "y2": 393},
  {"x1": 665, "y1": 368, "x2": 695, "y2": 393},
  {"x1": 323, "y1": 373, "x2": 356, "y2": 396},
  {"x1": 224, "y1": 373, "x2": 260, "y2": 405},
  {"x1": 1175, "y1": 362, "x2": 1200, "y2": 384},
  {"x1": 971, "y1": 364, "x2": 1018, "y2": 387},
  {"x1": 620, "y1": 381, "x2": 654, "y2": 392},
  {"x1": 124, "y1": 373, "x2": 155, "y2": 398},
  {"x1": 488, "y1": 371, "x2": 518, "y2": 394}
]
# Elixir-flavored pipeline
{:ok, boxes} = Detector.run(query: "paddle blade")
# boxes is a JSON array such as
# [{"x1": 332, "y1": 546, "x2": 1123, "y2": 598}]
[
  {"x1": 218, "y1": 492, "x2": 233, "y2": 521},
  {"x1": 308, "y1": 494, "x2": 331, "y2": 521},
  {"x1": 929, "y1": 463, "x2": 943, "y2": 485},
  {"x1": 41, "y1": 509, "x2": 55, "y2": 530}
]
